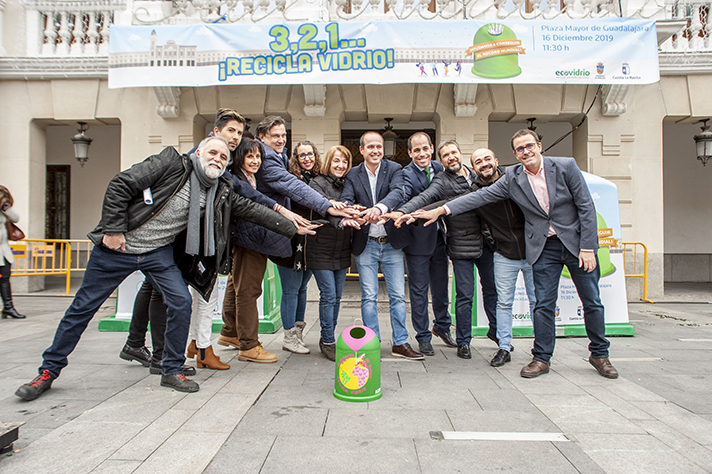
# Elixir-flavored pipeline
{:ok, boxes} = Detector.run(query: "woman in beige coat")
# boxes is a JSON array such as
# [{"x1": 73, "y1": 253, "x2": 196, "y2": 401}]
[{"x1": 0, "y1": 185, "x2": 26, "y2": 319}]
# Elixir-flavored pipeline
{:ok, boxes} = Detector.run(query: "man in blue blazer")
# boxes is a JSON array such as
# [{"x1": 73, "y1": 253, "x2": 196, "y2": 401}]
[
  {"x1": 400, "y1": 132, "x2": 454, "y2": 356},
  {"x1": 340, "y1": 131, "x2": 423, "y2": 360},
  {"x1": 414, "y1": 129, "x2": 618, "y2": 379}
]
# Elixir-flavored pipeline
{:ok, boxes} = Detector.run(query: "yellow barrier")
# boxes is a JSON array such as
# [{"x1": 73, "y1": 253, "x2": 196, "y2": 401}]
[
  {"x1": 622, "y1": 241, "x2": 654, "y2": 303},
  {"x1": 10, "y1": 239, "x2": 94, "y2": 295}
]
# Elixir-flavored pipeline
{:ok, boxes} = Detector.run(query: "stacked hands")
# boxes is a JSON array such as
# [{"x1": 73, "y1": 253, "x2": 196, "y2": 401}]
[
  {"x1": 282, "y1": 203, "x2": 363, "y2": 234},
  {"x1": 334, "y1": 204, "x2": 390, "y2": 229},
  {"x1": 351, "y1": 207, "x2": 446, "y2": 229},
  {"x1": 101, "y1": 203, "x2": 352, "y2": 251}
]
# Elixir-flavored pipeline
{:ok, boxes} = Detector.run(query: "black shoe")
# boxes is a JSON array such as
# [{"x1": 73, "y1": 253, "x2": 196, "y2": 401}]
[
  {"x1": 15, "y1": 370, "x2": 54, "y2": 401},
  {"x1": 487, "y1": 332, "x2": 513, "y2": 351},
  {"x1": 119, "y1": 344, "x2": 151, "y2": 367},
  {"x1": 149, "y1": 359, "x2": 196, "y2": 376},
  {"x1": 457, "y1": 344, "x2": 471, "y2": 359},
  {"x1": 160, "y1": 374, "x2": 200, "y2": 393},
  {"x1": 419, "y1": 341, "x2": 435, "y2": 356},
  {"x1": 490, "y1": 349, "x2": 511, "y2": 367},
  {"x1": 432, "y1": 328, "x2": 457, "y2": 348}
]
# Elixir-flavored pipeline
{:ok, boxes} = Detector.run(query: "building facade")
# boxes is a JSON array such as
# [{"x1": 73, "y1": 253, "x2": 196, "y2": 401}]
[{"x1": 0, "y1": 0, "x2": 711, "y2": 298}]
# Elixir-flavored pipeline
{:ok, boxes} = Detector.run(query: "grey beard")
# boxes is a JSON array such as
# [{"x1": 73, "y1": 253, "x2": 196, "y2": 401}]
[
  {"x1": 445, "y1": 162, "x2": 462, "y2": 173},
  {"x1": 202, "y1": 162, "x2": 224, "y2": 179}
]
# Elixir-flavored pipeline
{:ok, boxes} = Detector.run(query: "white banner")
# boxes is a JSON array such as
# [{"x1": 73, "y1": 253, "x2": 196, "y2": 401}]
[{"x1": 109, "y1": 18, "x2": 659, "y2": 88}]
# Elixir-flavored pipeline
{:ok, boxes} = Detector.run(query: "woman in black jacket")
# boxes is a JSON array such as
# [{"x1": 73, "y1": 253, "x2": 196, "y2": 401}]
[
  {"x1": 307, "y1": 146, "x2": 353, "y2": 361},
  {"x1": 274, "y1": 140, "x2": 322, "y2": 354}
]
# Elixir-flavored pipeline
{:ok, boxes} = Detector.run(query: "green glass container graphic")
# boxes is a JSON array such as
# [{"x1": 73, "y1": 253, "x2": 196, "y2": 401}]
[
  {"x1": 334, "y1": 325, "x2": 382, "y2": 402},
  {"x1": 562, "y1": 212, "x2": 615, "y2": 279},
  {"x1": 471, "y1": 23, "x2": 522, "y2": 79}
]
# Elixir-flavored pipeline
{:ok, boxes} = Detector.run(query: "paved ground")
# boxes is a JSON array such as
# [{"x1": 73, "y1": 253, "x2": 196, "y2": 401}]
[{"x1": 1, "y1": 281, "x2": 712, "y2": 473}]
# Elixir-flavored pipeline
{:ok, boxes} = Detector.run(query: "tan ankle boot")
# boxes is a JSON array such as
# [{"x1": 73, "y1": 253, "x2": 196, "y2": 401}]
[
  {"x1": 196, "y1": 346, "x2": 230, "y2": 370},
  {"x1": 186, "y1": 340, "x2": 197, "y2": 359},
  {"x1": 283, "y1": 327, "x2": 309, "y2": 354}
]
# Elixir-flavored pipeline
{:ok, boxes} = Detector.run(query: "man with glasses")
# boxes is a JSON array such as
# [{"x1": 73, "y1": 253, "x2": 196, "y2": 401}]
[{"x1": 410, "y1": 129, "x2": 618, "y2": 380}]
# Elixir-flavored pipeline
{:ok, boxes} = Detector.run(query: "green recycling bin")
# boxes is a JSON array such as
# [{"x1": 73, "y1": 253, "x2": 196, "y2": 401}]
[{"x1": 334, "y1": 325, "x2": 382, "y2": 402}]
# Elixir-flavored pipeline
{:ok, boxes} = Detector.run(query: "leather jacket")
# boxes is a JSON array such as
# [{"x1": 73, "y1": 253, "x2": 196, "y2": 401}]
[{"x1": 87, "y1": 146, "x2": 296, "y2": 299}]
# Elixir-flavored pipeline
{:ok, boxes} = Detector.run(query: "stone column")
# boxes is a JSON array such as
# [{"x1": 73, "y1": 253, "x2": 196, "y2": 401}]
[
  {"x1": 434, "y1": 85, "x2": 490, "y2": 158},
  {"x1": 579, "y1": 84, "x2": 666, "y2": 299}
]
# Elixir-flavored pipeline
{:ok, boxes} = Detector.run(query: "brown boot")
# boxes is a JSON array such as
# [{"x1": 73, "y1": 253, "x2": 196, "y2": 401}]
[
  {"x1": 186, "y1": 340, "x2": 197, "y2": 359},
  {"x1": 217, "y1": 335, "x2": 240, "y2": 349},
  {"x1": 196, "y1": 346, "x2": 230, "y2": 370}
]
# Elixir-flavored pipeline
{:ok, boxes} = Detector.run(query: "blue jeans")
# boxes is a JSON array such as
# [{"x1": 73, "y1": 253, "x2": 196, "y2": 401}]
[
  {"x1": 354, "y1": 240, "x2": 408, "y2": 345},
  {"x1": 493, "y1": 252, "x2": 536, "y2": 352},
  {"x1": 531, "y1": 236, "x2": 610, "y2": 364},
  {"x1": 41, "y1": 245, "x2": 192, "y2": 377},
  {"x1": 450, "y1": 246, "x2": 498, "y2": 346},
  {"x1": 312, "y1": 268, "x2": 348, "y2": 344},
  {"x1": 404, "y1": 234, "x2": 450, "y2": 344},
  {"x1": 276, "y1": 264, "x2": 313, "y2": 330}
]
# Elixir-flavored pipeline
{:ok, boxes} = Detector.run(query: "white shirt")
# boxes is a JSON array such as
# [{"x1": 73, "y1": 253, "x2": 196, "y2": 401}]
[{"x1": 366, "y1": 162, "x2": 388, "y2": 238}]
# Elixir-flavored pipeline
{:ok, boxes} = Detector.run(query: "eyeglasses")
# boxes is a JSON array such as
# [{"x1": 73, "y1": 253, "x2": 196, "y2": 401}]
[
  {"x1": 514, "y1": 143, "x2": 538, "y2": 155},
  {"x1": 298, "y1": 152, "x2": 314, "y2": 159}
]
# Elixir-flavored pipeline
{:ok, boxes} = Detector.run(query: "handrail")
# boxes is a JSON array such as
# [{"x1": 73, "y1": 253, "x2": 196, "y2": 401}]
[
  {"x1": 621, "y1": 241, "x2": 654, "y2": 303},
  {"x1": 9, "y1": 239, "x2": 94, "y2": 295}
]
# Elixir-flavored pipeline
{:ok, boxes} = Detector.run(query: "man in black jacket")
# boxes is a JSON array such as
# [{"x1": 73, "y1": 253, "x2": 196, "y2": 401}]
[
  {"x1": 16, "y1": 137, "x2": 308, "y2": 401},
  {"x1": 390, "y1": 140, "x2": 497, "y2": 359},
  {"x1": 470, "y1": 148, "x2": 536, "y2": 367}
]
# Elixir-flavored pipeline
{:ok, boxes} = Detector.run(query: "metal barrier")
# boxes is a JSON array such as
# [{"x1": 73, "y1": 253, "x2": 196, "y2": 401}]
[
  {"x1": 622, "y1": 241, "x2": 654, "y2": 304},
  {"x1": 10, "y1": 239, "x2": 93, "y2": 295}
]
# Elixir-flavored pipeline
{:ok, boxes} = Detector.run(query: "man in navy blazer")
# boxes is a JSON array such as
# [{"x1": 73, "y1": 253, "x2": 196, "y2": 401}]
[
  {"x1": 399, "y1": 132, "x2": 454, "y2": 356},
  {"x1": 415, "y1": 129, "x2": 618, "y2": 379},
  {"x1": 340, "y1": 131, "x2": 423, "y2": 360}
]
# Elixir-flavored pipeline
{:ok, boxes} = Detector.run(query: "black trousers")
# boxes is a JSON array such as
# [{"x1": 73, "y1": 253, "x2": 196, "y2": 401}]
[{"x1": 126, "y1": 279, "x2": 168, "y2": 361}]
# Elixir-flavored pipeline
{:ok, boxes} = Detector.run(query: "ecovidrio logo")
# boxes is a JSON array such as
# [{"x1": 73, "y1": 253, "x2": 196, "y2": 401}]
[{"x1": 555, "y1": 68, "x2": 591, "y2": 78}]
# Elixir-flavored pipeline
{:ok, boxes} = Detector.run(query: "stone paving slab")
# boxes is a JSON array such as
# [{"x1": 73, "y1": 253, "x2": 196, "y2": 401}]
[
  {"x1": 414, "y1": 439, "x2": 581, "y2": 474},
  {"x1": 574, "y1": 433, "x2": 711, "y2": 474},
  {"x1": 324, "y1": 408, "x2": 453, "y2": 439},
  {"x1": 632, "y1": 419, "x2": 712, "y2": 470},
  {"x1": 203, "y1": 435, "x2": 277, "y2": 474},
  {"x1": 259, "y1": 436, "x2": 421, "y2": 474},
  {"x1": 110, "y1": 409, "x2": 196, "y2": 462},
  {"x1": 132, "y1": 430, "x2": 229, "y2": 474},
  {"x1": 445, "y1": 408, "x2": 561, "y2": 433}
]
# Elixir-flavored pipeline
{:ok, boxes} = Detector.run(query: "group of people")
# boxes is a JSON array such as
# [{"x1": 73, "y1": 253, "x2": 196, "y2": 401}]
[{"x1": 14, "y1": 110, "x2": 618, "y2": 402}]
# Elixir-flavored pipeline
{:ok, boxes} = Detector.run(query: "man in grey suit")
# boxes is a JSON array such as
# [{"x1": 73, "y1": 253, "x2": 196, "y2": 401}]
[{"x1": 411, "y1": 129, "x2": 618, "y2": 379}]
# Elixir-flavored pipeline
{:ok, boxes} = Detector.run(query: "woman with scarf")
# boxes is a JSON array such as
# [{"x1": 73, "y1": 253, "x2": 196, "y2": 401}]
[
  {"x1": 306, "y1": 146, "x2": 354, "y2": 360},
  {"x1": 272, "y1": 140, "x2": 322, "y2": 354},
  {"x1": 0, "y1": 185, "x2": 25, "y2": 319}
]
